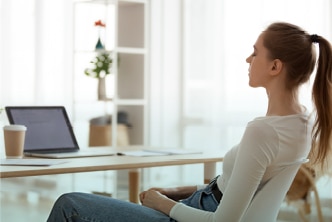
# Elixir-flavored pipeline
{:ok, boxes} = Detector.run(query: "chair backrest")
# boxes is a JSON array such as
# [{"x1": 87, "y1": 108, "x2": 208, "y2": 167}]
[{"x1": 240, "y1": 159, "x2": 308, "y2": 222}]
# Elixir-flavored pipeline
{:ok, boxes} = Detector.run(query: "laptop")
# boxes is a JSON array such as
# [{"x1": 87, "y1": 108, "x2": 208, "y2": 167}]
[{"x1": 5, "y1": 106, "x2": 116, "y2": 158}]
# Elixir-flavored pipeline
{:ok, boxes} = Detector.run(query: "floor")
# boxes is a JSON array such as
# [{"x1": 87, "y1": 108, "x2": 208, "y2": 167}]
[
  {"x1": 1, "y1": 193, "x2": 54, "y2": 222},
  {"x1": 278, "y1": 199, "x2": 332, "y2": 222}
]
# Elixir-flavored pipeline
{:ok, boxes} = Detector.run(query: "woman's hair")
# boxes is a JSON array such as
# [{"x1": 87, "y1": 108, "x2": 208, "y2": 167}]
[{"x1": 263, "y1": 22, "x2": 332, "y2": 170}]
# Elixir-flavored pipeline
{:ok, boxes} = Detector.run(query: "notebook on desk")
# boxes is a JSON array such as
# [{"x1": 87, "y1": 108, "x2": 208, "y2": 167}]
[{"x1": 5, "y1": 106, "x2": 116, "y2": 159}]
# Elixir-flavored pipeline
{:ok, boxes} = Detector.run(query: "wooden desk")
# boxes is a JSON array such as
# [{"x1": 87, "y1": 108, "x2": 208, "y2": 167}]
[{"x1": 0, "y1": 150, "x2": 223, "y2": 203}]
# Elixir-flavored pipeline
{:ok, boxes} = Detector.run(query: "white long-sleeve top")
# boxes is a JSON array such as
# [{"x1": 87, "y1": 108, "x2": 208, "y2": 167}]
[{"x1": 170, "y1": 112, "x2": 312, "y2": 222}]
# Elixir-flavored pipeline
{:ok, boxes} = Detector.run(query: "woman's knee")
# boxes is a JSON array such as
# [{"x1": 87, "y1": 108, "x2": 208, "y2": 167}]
[
  {"x1": 53, "y1": 192, "x2": 84, "y2": 209},
  {"x1": 48, "y1": 193, "x2": 83, "y2": 222}
]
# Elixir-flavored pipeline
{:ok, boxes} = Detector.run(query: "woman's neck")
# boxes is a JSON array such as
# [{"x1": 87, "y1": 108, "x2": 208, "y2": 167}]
[{"x1": 266, "y1": 89, "x2": 303, "y2": 116}]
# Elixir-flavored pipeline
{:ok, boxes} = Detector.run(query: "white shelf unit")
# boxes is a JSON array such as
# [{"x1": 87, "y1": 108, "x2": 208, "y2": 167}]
[{"x1": 72, "y1": 0, "x2": 149, "y2": 147}]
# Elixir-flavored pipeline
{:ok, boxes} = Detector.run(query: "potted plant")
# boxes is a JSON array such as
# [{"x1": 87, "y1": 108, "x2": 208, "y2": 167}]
[
  {"x1": 84, "y1": 20, "x2": 113, "y2": 101},
  {"x1": 84, "y1": 52, "x2": 112, "y2": 100}
]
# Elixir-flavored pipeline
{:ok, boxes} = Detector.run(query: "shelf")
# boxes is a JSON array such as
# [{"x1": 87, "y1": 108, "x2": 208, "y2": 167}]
[
  {"x1": 74, "y1": 48, "x2": 146, "y2": 54},
  {"x1": 115, "y1": 47, "x2": 147, "y2": 54},
  {"x1": 73, "y1": 0, "x2": 148, "y2": 146},
  {"x1": 75, "y1": 0, "x2": 146, "y2": 4},
  {"x1": 115, "y1": 99, "x2": 147, "y2": 105},
  {"x1": 119, "y1": 0, "x2": 147, "y2": 4}
]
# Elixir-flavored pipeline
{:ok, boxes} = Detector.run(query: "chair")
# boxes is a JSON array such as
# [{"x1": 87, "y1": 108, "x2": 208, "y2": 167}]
[
  {"x1": 240, "y1": 160, "x2": 308, "y2": 222},
  {"x1": 286, "y1": 165, "x2": 323, "y2": 222}
]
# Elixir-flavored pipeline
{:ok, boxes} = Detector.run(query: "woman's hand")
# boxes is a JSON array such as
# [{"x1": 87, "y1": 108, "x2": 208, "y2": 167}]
[{"x1": 139, "y1": 189, "x2": 176, "y2": 215}]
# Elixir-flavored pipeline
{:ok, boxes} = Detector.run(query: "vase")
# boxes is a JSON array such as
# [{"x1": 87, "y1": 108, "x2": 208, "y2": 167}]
[
  {"x1": 95, "y1": 36, "x2": 104, "y2": 50},
  {"x1": 98, "y1": 77, "x2": 107, "y2": 100}
]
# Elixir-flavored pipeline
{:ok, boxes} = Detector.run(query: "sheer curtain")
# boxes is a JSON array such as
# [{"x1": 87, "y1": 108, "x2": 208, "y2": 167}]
[
  {"x1": 182, "y1": 0, "x2": 332, "y2": 152},
  {"x1": 149, "y1": 0, "x2": 332, "y2": 151},
  {"x1": 0, "y1": 0, "x2": 73, "y2": 148}
]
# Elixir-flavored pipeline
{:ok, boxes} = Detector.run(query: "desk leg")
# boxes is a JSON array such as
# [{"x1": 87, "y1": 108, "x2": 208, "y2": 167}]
[
  {"x1": 129, "y1": 169, "x2": 141, "y2": 203},
  {"x1": 204, "y1": 162, "x2": 217, "y2": 184}
]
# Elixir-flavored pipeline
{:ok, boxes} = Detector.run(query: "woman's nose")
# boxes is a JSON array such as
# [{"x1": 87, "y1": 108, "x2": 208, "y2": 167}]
[{"x1": 246, "y1": 56, "x2": 251, "y2": 63}]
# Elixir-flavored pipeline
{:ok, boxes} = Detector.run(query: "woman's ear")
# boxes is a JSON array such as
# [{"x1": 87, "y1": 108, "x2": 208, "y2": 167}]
[{"x1": 270, "y1": 59, "x2": 283, "y2": 76}]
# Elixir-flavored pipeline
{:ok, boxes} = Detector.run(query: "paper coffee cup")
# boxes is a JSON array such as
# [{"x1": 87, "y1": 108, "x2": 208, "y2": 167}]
[{"x1": 3, "y1": 125, "x2": 27, "y2": 158}]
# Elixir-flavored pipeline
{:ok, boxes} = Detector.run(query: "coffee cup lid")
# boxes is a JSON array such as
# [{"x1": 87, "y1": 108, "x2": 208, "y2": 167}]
[{"x1": 3, "y1": 125, "x2": 27, "y2": 131}]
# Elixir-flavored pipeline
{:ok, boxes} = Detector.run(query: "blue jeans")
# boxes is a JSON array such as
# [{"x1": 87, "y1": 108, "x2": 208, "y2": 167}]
[{"x1": 47, "y1": 185, "x2": 219, "y2": 222}]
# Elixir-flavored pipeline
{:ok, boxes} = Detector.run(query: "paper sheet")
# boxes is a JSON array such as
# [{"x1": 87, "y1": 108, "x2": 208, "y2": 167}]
[
  {"x1": 0, "y1": 159, "x2": 68, "y2": 166},
  {"x1": 118, "y1": 149, "x2": 202, "y2": 157}
]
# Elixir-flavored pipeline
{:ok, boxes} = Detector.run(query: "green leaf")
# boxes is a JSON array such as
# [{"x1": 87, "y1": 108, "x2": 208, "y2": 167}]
[{"x1": 85, "y1": 52, "x2": 113, "y2": 78}]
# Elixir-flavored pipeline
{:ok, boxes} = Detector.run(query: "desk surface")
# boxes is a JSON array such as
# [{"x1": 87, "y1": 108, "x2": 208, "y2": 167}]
[{"x1": 0, "y1": 149, "x2": 223, "y2": 178}]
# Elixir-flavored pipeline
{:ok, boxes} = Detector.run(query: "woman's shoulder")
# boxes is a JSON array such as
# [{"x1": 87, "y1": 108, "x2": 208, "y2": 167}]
[
  {"x1": 249, "y1": 112, "x2": 311, "y2": 129},
  {"x1": 244, "y1": 119, "x2": 278, "y2": 142}
]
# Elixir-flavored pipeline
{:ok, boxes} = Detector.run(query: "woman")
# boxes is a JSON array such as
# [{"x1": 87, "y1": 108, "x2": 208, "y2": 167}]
[{"x1": 47, "y1": 22, "x2": 332, "y2": 222}]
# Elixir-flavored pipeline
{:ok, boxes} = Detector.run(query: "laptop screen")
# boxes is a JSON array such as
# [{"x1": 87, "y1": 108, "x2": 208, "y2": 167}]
[{"x1": 5, "y1": 106, "x2": 79, "y2": 152}]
